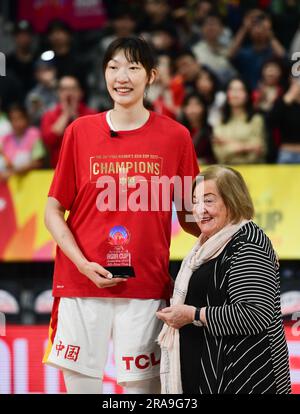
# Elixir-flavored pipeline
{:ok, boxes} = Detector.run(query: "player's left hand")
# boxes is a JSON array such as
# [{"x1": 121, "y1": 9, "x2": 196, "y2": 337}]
[{"x1": 156, "y1": 304, "x2": 195, "y2": 329}]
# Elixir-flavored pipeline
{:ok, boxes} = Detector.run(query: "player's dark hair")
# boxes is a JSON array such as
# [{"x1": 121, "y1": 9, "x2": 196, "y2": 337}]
[
  {"x1": 222, "y1": 77, "x2": 254, "y2": 124},
  {"x1": 102, "y1": 36, "x2": 157, "y2": 80}
]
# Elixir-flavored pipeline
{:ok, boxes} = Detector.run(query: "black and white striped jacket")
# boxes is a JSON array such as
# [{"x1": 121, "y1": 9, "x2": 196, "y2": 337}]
[{"x1": 199, "y1": 221, "x2": 291, "y2": 394}]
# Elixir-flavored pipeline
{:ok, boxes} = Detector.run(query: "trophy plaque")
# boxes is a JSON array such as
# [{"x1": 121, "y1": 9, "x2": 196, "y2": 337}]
[{"x1": 105, "y1": 225, "x2": 135, "y2": 278}]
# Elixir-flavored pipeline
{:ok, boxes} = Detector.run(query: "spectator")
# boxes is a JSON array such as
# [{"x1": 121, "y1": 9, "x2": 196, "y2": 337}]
[
  {"x1": 228, "y1": 9, "x2": 286, "y2": 89},
  {"x1": 269, "y1": 78, "x2": 300, "y2": 164},
  {"x1": 191, "y1": 13, "x2": 236, "y2": 85},
  {"x1": 150, "y1": 24, "x2": 179, "y2": 59},
  {"x1": 147, "y1": 54, "x2": 179, "y2": 119},
  {"x1": 164, "y1": 3, "x2": 195, "y2": 49},
  {"x1": 6, "y1": 20, "x2": 38, "y2": 102},
  {"x1": 41, "y1": 76, "x2": 96, "y2": 168},
  {"x1": 253, "y1": 58, "x2": 285, "y2": 113},
  {"x1": 173, "y1": 50, "x2": 202, "y2": 100},
  {"x1": 140, "y1": 0, "x2": 176, "y2": 34},
  {"x1": 189, "y1": 0, "x2": 215, "y2": 46},
  {"x1": 45, "y1": 20, "x2": 88, "y2": 91},
  {"x1": 188, "y1": 0, "x2": 231, "y2": 49},
  {"x1": 195, "y1": 66, "x2": 226, "y2": 127},
  {"x1": 212, "y1": 77, "x2": 266, "y2": 164},
  {"x1": 26, "y1": 55, "x2": 58, "y2": 126},
  {"x1": 179, "y1": 93, "x2": 215, "y2": 164},
  {"x1": 98, "y1": 7, "x2": 138, "y2": 52},
  {"x1": 253, "y1": 58, "x2": 287, "y2": 162},
  {"x1": 0, "y1": 104, "x2": 46, "y2": 181}
]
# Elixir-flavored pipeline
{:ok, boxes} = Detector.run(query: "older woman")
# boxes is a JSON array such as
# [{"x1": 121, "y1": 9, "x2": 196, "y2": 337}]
[{"x1": 157, "y1": 165, "x2": 291, "y2": 394}]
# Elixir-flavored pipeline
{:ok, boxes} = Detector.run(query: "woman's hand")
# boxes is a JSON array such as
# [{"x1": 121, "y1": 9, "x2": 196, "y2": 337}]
[
  {"x1": 45, "y1": 197, "x2": 128, "y2": 290},
  {"x1": 243, "y1": 9, "x2": 264, "y2": 32},
  {"x1": 77, "y1": 260, "x2": 128, "y2": 289},
  {"x1": 156, "y1": 304, "x2": 196, "y2": 329}
]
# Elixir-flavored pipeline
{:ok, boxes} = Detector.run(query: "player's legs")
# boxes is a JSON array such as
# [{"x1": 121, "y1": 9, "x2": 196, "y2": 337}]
[
  {"x1": 43, "y1": 297, "x2": 113, "y2": 381},
  {"x1": 114, "y1": 298, "x2": 165, "y2": 392},
  {"x1": 124, "y1": 377, "x2": 161, "y2": 394},
  {"x1": 63, "y1": 368, "x2": 103, "y2": 394}
]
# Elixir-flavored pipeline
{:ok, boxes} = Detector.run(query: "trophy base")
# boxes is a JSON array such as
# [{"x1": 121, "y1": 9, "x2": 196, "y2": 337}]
[{"x1": 105, "y1": 266, "x2": 135, "y2": 278}]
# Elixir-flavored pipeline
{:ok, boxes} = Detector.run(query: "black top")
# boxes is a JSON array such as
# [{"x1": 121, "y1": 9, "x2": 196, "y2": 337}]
[
  {"x1": 269, "y1": 97, "x2": 300, "y2": 145},
  {"x1": 180, "y1": 257, "x2": 218, "y2": 394}
]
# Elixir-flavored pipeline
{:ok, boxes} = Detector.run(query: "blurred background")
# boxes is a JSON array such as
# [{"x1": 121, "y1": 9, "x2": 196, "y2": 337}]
[{"x1": 0, "y1": 0, "x2": 299, "y2": 394}]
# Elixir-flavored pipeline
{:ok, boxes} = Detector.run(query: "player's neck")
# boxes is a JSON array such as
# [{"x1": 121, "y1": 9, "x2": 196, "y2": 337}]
[{"x1": 110, "y1": 103, "x2": 150, "y2": 131}]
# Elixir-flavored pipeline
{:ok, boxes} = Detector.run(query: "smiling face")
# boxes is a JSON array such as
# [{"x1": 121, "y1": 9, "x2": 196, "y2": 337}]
[
  {"x1": 193, "y1": 179, "x2": 231, "y2": 238},
  {"x1": 105, "y1": 49, "x2": 155, "y2": 109}
]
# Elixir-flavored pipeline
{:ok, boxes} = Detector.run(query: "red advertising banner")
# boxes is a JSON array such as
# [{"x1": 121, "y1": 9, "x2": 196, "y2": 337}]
[
  {"x1": 18, "y1": 0, "x2": 107, "y2": 32},
  {"x1": 0, "y1": 324, "x2": 299, "y2": 394}
]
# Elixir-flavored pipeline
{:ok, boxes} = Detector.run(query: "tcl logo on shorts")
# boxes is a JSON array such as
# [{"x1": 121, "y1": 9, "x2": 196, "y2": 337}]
[{"x1": 122, "y1": 353, "x2": 160, "y2": 370}]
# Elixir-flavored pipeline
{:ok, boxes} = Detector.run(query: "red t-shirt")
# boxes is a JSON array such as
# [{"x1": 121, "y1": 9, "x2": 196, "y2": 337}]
[{"x1": 49, "y1": 111, "x2": 199, "y2": 299}]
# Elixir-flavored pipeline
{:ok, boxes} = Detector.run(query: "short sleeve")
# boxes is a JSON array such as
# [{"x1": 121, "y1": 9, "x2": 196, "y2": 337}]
[
  {"x1": 177, "y1": 129, "x2": 199, "y2": 180},
  {"x1": 175, "y1": 129, "x2": 199, "y2": 209},
  {"x1": 48, "y1": 124, "x2": 77, "y2": 211}
]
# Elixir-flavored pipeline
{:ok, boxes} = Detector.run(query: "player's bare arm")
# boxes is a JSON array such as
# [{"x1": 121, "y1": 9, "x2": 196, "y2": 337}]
[{"x1": 44, "y1": 196, "x2": 126, "y2": 288}]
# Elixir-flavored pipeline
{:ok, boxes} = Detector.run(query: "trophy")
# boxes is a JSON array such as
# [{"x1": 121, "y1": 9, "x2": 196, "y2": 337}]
[{"x1": 105, "y1": 225, "x2": 135, "y2": 278}]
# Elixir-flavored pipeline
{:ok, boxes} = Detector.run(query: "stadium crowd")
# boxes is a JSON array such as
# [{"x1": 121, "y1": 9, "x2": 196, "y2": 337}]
[{"x1": 1, "y1": 0, "x2": 300, "y2": 180}]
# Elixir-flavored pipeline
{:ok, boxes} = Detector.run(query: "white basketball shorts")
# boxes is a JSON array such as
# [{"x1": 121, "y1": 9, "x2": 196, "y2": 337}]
[{"x1": 43, "y1": 297, "x2": 165, "y2": 384}]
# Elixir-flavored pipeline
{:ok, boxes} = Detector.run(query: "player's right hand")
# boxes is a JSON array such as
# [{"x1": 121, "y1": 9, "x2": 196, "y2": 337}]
[{"x1": 78, "y1": 260, "x2": 127, "y2": 288}]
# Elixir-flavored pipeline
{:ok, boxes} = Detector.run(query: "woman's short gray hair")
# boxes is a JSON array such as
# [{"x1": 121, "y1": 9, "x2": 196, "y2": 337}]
[{"x1": 193, "y1": 165, "x2": 254, "y2": 223}]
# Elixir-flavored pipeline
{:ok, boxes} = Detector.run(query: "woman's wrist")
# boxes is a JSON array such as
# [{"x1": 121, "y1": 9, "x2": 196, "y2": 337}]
[
  {"x1": 200, "y1": 307, "x2": 207, "y2": 326},
  {"x1": 191, "y1": 306, "x2": 207, "y2": 327},
  {"x1": 76, "y1": 257, "x2": 89, "y2": 273},
  {"x1": 192, "y1": 306, "x2": 203, "y2": 326}
]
